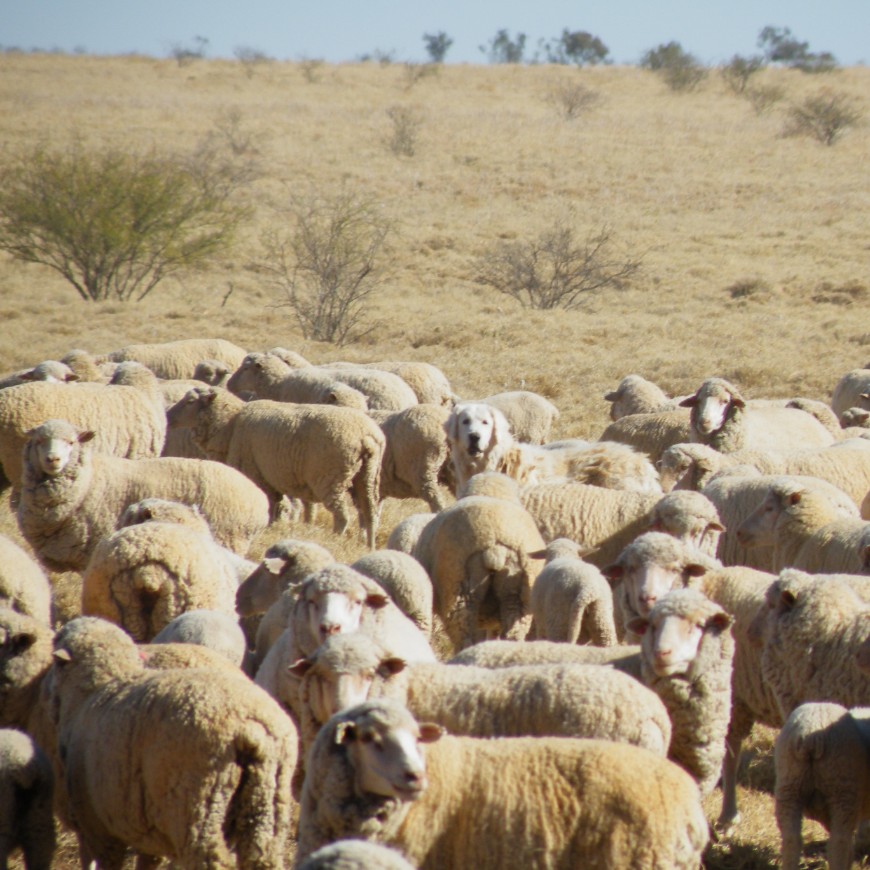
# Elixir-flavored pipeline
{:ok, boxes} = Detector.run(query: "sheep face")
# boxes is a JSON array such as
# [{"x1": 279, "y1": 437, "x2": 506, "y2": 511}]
[
  {"x1": 226, "y1": 353, "x2": 265, "y2": 397},
  {"x1": 736, "y1": 485, "x2": 800, "y2": 548},
  {"x1": 657, "y1": 447, "x2": 694, "y2": 492},
  {"x1": 166, "y1": 387, "x2": 215, "y2": 430},
  {"x1": 299, "y1": 576, "x2": 388, "y2": 645},
  {"x1": 630, "y1": 591, "x2": 732, "y2": 678},
  {"x1": 24, "y1": 420, "x2": 94, "y2": 478},
  {"x1": 336, "y1": 705, "x2": 442, "y2": 801},
  {"x1": 693, "y1": 391, "x2": 731, "y2": 436}
]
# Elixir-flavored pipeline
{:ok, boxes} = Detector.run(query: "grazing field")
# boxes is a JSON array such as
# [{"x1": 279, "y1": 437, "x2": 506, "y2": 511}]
[{"x1": 1, "y1": 52, "x2": 868, "y2": 868}]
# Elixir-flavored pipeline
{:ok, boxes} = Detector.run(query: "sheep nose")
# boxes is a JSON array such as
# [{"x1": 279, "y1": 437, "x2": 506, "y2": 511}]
[
  {"x1": 320, "y1": 623, "x2": 342, "y2": 636},
  {"x1": 654, "y1": 648, "x2": 672, "y2": 662},
  {"x1": 639, "y1": 594, "x2": 657, "y2": 609}
]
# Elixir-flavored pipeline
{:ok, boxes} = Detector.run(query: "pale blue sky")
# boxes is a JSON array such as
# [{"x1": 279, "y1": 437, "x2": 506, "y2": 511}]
[{"x1": 3, "y1": 0, "x2": 867, "y2": 66}]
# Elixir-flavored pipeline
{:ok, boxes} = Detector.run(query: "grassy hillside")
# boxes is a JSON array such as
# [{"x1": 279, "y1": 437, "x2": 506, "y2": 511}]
[{"x1": 1, "y1": 53, "x2": 868, "y2": 868}]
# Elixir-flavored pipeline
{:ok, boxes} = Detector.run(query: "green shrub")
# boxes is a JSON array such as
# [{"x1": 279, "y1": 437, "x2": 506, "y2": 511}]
[
  {"x1": 640, "y1": 41, "x2": 707, "y2": 92},
  {"x1": 0, "y1": 142, "x2": 244, "y2": 301},
  {"x1": 720, "y1": 55, "x2": 764, "y2": 95}
]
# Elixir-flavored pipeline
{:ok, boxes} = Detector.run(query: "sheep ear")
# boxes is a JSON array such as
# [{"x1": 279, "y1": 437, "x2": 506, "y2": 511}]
[
  {"x1": 6, "y1": 631, "x2": 37, "y2": 657},
  {"x1": 861, "y1": 544, "x2": 870, "y2": 570},
  {"x1": 708, "y1": 521, "x2": 726, "y2": 533},
  {"x1": 626, "y1": 616, "x2": 650, "y2": 636},
  {"x1": 288, "y1": 658, "x2": 313, "y2": 678},
  {"x1": 140, "y1": 506, "x2": 154, "y2": 520},
  {"x1": 78, "y1": 430, "x2": 96, "y2": 444},
  {"x1": 601, "y1": 564, "x2": 624, "y2": 584},
  {"x1": 603, "y1": 390, "x2": 618, "y2": 402},
  {"x1": 263, "y1": 556, "x2": 287, "y2": 576},
  {"x1": 53, "y1": 648, "x2": 72, "y2": 663},
  {"x1": 365, "y1": 593, "x2": 390, "y2": 610},
  {"x1": 779, "y1": 589, "x2": 798, "y2": 609},
  {"x1": 65, "y1": 373, "x2": 79, "y2": 382},
  {"x1": 19, "y1": 369, "x2": 37, "y2": 382},
  {"x1": 528, "y1": 549, "x2": 548, "y2": 560},
  {"x1": 326, "y1": 391, "x2": 339, "y2": 405},
  {"x1": 685, "y1": 563, "x2": 709, "y2": 578},
  {"x1": 648, "y1": 520, "x2": 663, "y2": 532},
  {"x1": 335, "y1": 722, "x2": 357, "y2": 745},
  {"x1": 706, "y1": 611, "x2": 733, "y2": 633},
  {"x1": 787, "y1": 491, "x2": 803, "y2": 506},
  {"x1": 378, "y1": 657, "x2": 407, "y2": 677},
  {"x1": 418, "y1": 723, "x2": 444, "y2": 744},
  {"x1": 679, "y1": 395, "x2": 698, "y2": 408}
]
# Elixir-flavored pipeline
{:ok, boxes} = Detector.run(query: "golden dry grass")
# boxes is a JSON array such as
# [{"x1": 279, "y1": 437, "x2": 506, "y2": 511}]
[{"x1": 1, "y1": 52, "x2": 869, "y2": 869}]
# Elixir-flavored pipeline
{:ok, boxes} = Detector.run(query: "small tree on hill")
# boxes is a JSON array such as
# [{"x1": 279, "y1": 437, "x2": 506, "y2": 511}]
[
  {"x1": 540, "y1": 29, "x2": 609, "y2": 66},
  {"x1": 423, "y1": 31, "x2": 453, "y2": 63},
  {"x1": 0, "y1": 142, "x2": 243, "y2": 302},
  {"x1": 640, "y1": 41, "x2": 707, "y2": 92},
  {"x1": 758, "y1": 26, "x2": 837, "y2": 73},
  {"x1": 480, "y1": 29, "x2": 526, "y2": 64}
]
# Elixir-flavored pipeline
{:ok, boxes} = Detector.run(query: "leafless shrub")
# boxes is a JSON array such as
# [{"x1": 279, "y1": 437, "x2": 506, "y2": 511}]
[
  {"x1": 234, "y1": 45, "x2": 273, "y2": 78},
  {"x1": 299, "y1": 58, "x2": 324, "y2": 83},
  {"x1": 720, "y1": 55, "x2": 764, "y2": 95},
  {"x1": 402, "y1": 62, "x2": 439, "y2": 90},
  {"x1": 256, "y1": 191, "x2": 393, "y2": 344},
  {"x1": 384, "y1": 105, "x2": 423, "y2": 157},
  {"x1": 169, "y1": 36, "x2": 208, "y2": 67},
  {"x1": 546, "y1": 80, "x2": 600, "y2": 120},
  {"x1": 745, "y1": 83, "x2": 786, "y2": 115},
  {"x1": 475, "y1": 219, "x2": 642, "y2": 310},
  {"x1": 783, "y1": 89, "x2": 863, "y2": 145},
  {"x1": 726, "y1": 277, "x2": 771, "y2": 299}
]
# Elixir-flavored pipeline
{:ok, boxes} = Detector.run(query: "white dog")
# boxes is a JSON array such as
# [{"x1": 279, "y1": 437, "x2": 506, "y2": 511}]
[{"x1": 445, "y1": 402, "x2": 661, "y2": 495}]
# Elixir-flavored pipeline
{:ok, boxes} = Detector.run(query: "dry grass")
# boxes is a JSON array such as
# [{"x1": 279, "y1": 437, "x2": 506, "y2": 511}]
[{"x1": 1, "y1": 53, "x2": 869, "y2": 868}]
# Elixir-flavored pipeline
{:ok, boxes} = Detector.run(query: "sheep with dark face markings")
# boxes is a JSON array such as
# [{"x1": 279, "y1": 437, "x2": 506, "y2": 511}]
[{"x1": 296, "y1": 699, "x2": 709, "y2": 869}]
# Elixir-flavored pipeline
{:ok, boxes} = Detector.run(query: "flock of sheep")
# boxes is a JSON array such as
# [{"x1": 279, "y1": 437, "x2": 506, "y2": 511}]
[{"x1": 0, "y1": 336, "x2": 868, "y2": 869}]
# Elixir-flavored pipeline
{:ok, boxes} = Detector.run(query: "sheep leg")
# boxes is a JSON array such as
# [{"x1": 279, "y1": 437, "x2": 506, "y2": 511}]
[
  {"x1": 585, "y1": 599, "x2": 618, "y2": 646},
  {"x1": 494, "y1": 570, "x2": 532, "y2": 642},
  {"x1": 826, "y1": 805, "x2": 860, "y2": 870},
  {"x1": 717, "y1": 705, "x2": 753, "y2": 831},
  {"x1": 322, "y1": 490, "x2": 351, "y2": 537},
  {"x1": 774, "y1": 789, "x2": 804, "y2": 870}
]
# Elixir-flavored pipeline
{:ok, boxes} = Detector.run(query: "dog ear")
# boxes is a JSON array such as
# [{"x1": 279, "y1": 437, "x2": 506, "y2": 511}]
[
  {"x1": 443, "y1": 409, "x2": 459, "y2": 442},
  {"x1": 490, "y1": 406, "x2": 512, "y2": 447}
]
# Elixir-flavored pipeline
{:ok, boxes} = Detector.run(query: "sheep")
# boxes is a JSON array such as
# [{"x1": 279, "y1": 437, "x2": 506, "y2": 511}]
[
  {"x1": 192, "y1": 358, "x2": 231, "y2": 387},
  {"x1": 520, "y1": 480, "x2": 660, "y2": 568},
  {"x1": 660, "y1": 439, "x2": 870, "y2": 513},
  {"x1": 368, "y1": 403, "x2": 452, "y2": 512},
  {"x1": 81, "y1": 518, "x2": 245, "y2": 641},
  {"x1": 101, "y1": 337, "x2": 248, "y2": 380},
  {"x1": 0, "y1": 728, "x2": 55, "y2": 870},
  {"x1": 58, "y1": 349, "x2": 114, "y2": 383},
  {"x1": 332, "y1": 361, "x2": 452, "y2": 408},
  {"x1": 150, "y1": 610, "x2": 248, "y2": 668},
  {"x1": 293, "y1": 633, "x2": 673, "y2": 765},
  {"x1": 227, "y1": 352, "x2": 369, "y2": 410},
  {"x1": 626, "y1": 588, "x2": 734, "y2": 798},
  {"x1": 17, "y1": 419, "x2": 270, "y2": 570},
  {"x1": 50, "y1": 616, "x2": 297, "y2": 870},
  {"x1": 167, "y1": 387, "x2": 384, "y2": 545},
  {"x1": 526, "y1": 538, "x2": 618, "y2": 645},
  {"x1": 412, "y1": 495, "x2": 546, "y2": 650},
  {"x1": 312, "y1": 365, "x2": 418, "y2": 412},
  {"x1": 236, "y1": 539, "x2": 336, "y2": 620},
  {"x1": 158, "y1": 377, "x2": 209, "y2": 459},
  {"x1": 648, "y1": 489, "x2": 724, "y2": 558},
  {"x1": 774, "y1": 701, "x2": 870, "y2": 870},
  {"x1": 254, "y1": 565, "x2": 435, "y2": 719},
  {"x1": 0, "y1": 535, "x2": 52, "y2": 625},
  {"x1": 832, "y1": 366, "x2": 870, "y2": 419},
  {"x1": 457, "y1": 470, "x2": 521, "y2": 502},
  {"x1": 749, "y1": 569, "x2": 870, "y2": 720},
  {"x1": 602, "y1": 531, "x2": 780, "y2": 828},
  {"x1": 737, "y1": 480, "x2": 870, "y2": 574},
  {"x1": 479, "y1": 390, "x2": 560, "y2": 444},
  {"x1": 350, "y1": 551, "x2": 434, "y2": 638},
  {"x1": 0, "y1": 360, "x2": 78, "y2": 391},
  {"x1": 603, "y1": 374, "x2": 675, "y2": 419},
  {"x1": 600, "y1": 408, "x2": 694, "y2": 463},
  {"x1": 785, "y1": 397, "x2": 843, "y2": 438},
  {"x1": 385, "y1": 513, "x2": 435, "y2": 555},
  {"x1": 296, "y1": 840, "x2": 417, "y2": 870},
  {"x1": 0, "y1": 364, "x2": 166, "y2": 490},
  {"x1": 841, "y1": 406, "x2": 870, "y2": 429},
  {"x1": 680, "y1": 377, "x2": 835, "y2": 453},
  {"x1": 296, "y1": 699, "x2": 709, "y2": 869}
]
